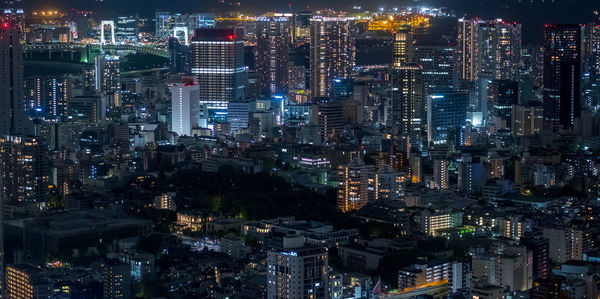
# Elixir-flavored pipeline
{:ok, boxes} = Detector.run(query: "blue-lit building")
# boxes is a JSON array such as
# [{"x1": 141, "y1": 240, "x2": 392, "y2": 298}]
[
  {"x1": 332, "y1": 78, "x2": 354, "y2": 100},
  {"x1": 427, "y1": 93, "x2": 468, "y2": 145}
]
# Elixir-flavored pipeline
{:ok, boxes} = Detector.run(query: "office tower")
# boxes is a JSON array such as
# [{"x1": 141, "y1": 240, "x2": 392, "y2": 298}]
[
  {"x1": 427, "y1": 93, "x2": 468, "y2": 144},
  {"x1": 68, "y1": 96, "x2": 105, "y2": 123},
  {"x1": 95, "y1": 54, "x2": 121, "y2": 108},
  {"x1": 584, "y1": 24, "x2": 600, "y2": 85},
  {"x1": 512, "y1": 103, "x2": 543, "y2": 137},
  {"x1": 543, "y1": 24, "x2": 582, "y2": 131},
  {"x1": 478, "y1": 19, "x2": 521, "y2": 80},
  {"x1": 171, "y1": 82, "x2": 200, "y2": 136},
  {"x1": 267, "y1": 236, "x2": 329, "y2": 299},
  {"x1": 0, "y1": 21, "x2": 32, "y2": 135},
  {"x1": 191, "y1": 28, "x2": 245, "y2": 122},
  {"x1": 521, "y1": 232, "x2": 550, "y2": 281},
  {"x1": 337, "y1": 160, "x2": 376, "y2": 213},
  {"x1": 227, "y1": 100, "x2": 250, "y2": 133},
  {"x1": 310, "y1": 17, "x2": 354, "y2": 98},
  {"x1": 413, "y1": 45, "x2": 455, "y2": 93},
  {"x1": 168, "y1": 37, "x2": 190, "y2": 74},
  {"x1": 433, "y1": 158, "x2": 449, "y2": 189},
  {"x1": 155, "y1": 11, "x2": 216, "y2": 38},
  {"x1": 6, "y1": 264, "x2": 52, "y2": 299},
  {"x1": 393, "y1": 28, "x2": 413, "y2": 68},
  {"x1": 457, "y1": 18, "x2": 521, "y2": 82},
  {"x1": 391, "y1": 65, "x2": 424, "y2": 151},
  {"x1": 101, "y1": 258, "x2": 132, "y2": 299},
  {"x1": 457, "y1": 18, "x2": 479, "y2": 81},
  {"x1": 115, "y1": 16, "x2": 138, "y2": 42},
  {"x1": 0, "y1": 136, "x2": 48, "y2": 203},
  {"x1": 332, "y1": 78, "x2": 353, "y2": 100},
  {"x1": 487, "y1": 79, "x2": 519, "y2": 130},
  {"x1": 255, "y1": 16, "x2": 290, "y2": 95},
  {"x1": 583, "y1": 24, "x2": 600, "y2": 109}
]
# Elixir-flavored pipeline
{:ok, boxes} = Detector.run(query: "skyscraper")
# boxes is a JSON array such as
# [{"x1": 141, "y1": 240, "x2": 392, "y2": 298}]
[
  {"x1": 427, "y1": 93, "x2": 468, "y2": 145},
  {"x1": 413, "y1": 45, "x2": 455, "y2": 94},
  {"x1": 543, "y1": 24, "x2": 582, "y2": 131},
  {"x1": 310, "y1": 17, "x2": 354, "y2": 98},
  {"x1": 391, "y1": 65, "x2": 424, "y2": 152},
  {"x1": 255, "y1": 16, "x2": 290, "y2": 95},
  {"x1": 457, "y1": 18, "x2": 521, "y2": 81},
  {"x1": 191, "y1": 28, "x2": 245, "y2": 122},
  {"x1": 478, "y1": 19, "x2": 522, "y2": 80},
  {"x1": 393, "y1": 28, "x2": 413, "y2": 68},
  {"x1": 95, "y1": 54, "x2": 121, "y2": 108},
  {"x1": 487, "y1": 79, "x2": 519, "y2": 130},
  {"x1": 0, "y1": 20, "x2": 32, "y2": 135},
  {"x1": 457, "y1": 18, "x2": 480, "y2": 82}
]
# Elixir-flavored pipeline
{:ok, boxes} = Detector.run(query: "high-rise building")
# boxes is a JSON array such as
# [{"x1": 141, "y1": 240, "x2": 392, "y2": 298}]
[
  {"x1": 255, "y1": 16, "x2": 290, "y2": 95},
  {"x1": 95, "y1": 54, "x2": 121, "y2": 108},
  {"x1": 427, "y1": 93, "x2": 468, "y2": 144},
  {"x1": 24, "y1": 75, "x2": 71, "y2": 120},
  {"x1": 487, "y1": 79, "x2": 519, "y2": 130},
  {"x1": 413, "y1": 45, "x2": 455, "y2": 94},
  {"x1": 543, "y1": 24, "x2": 582, "y2": 131},
  {"x1": 477, "y1": 19, "x2": 522, "y2": 80},
  {"x1": 393, "y1": 28, "x2": 413, "y2": 68},
  {"x1": 168, "y1": 37, "x2": 191, "y2": 74},
  {"x1": 433, "y1": 159, "x2": 450, "y2": 189},
  {"x1": 101, "y1": 258, "x2": 132, "y2": 299},
  {"x1": 115, "y1": 16, "x2": 139, "y2": 42},
  {"x1": 583, "y1": 24, "x2": 600, "y2": 85},
  {"x1": 391, "y1": 65, "x2": 424, "y2": 151},
  {"x1": 0, "y1": 20, "x2": 32, "y2": 135},
  {"x1": 267, "y1": 236, "x2": 329, "y2": 299},
  {"x1": 337, "y1": 160, "x2": 376, "y2": 213},
  {"x1": 310, "y1": 17, "x2": 354, "y2": 98},
  {"x1": 171, "y1": 82, "x2": 200, "y2": 136},
  {"x1": 5, "y1": 264, "x2": 52, "y2": 299},
  {"x1": 191, "y1": 28, "x2": 245, "y2": 122},
  {"x1": 0, "y1": 135, "x2": 49, "y2": 203},
  {"x1": 457, "y1": 18, "x2": 479, "y2": 82}
]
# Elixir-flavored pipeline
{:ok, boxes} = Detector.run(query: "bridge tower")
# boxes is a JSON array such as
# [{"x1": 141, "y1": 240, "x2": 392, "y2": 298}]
[
  {"x1": 100, "y1": 20, "x2": 116, "y2": 45},
  {"x1": 173, "y1": 26, "x2": 189, "y2": 46}
]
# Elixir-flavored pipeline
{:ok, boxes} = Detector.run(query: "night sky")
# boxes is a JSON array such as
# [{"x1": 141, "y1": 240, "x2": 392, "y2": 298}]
[{"x1": 18, "y1": 0, "x2": 600, "y2": 43}]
